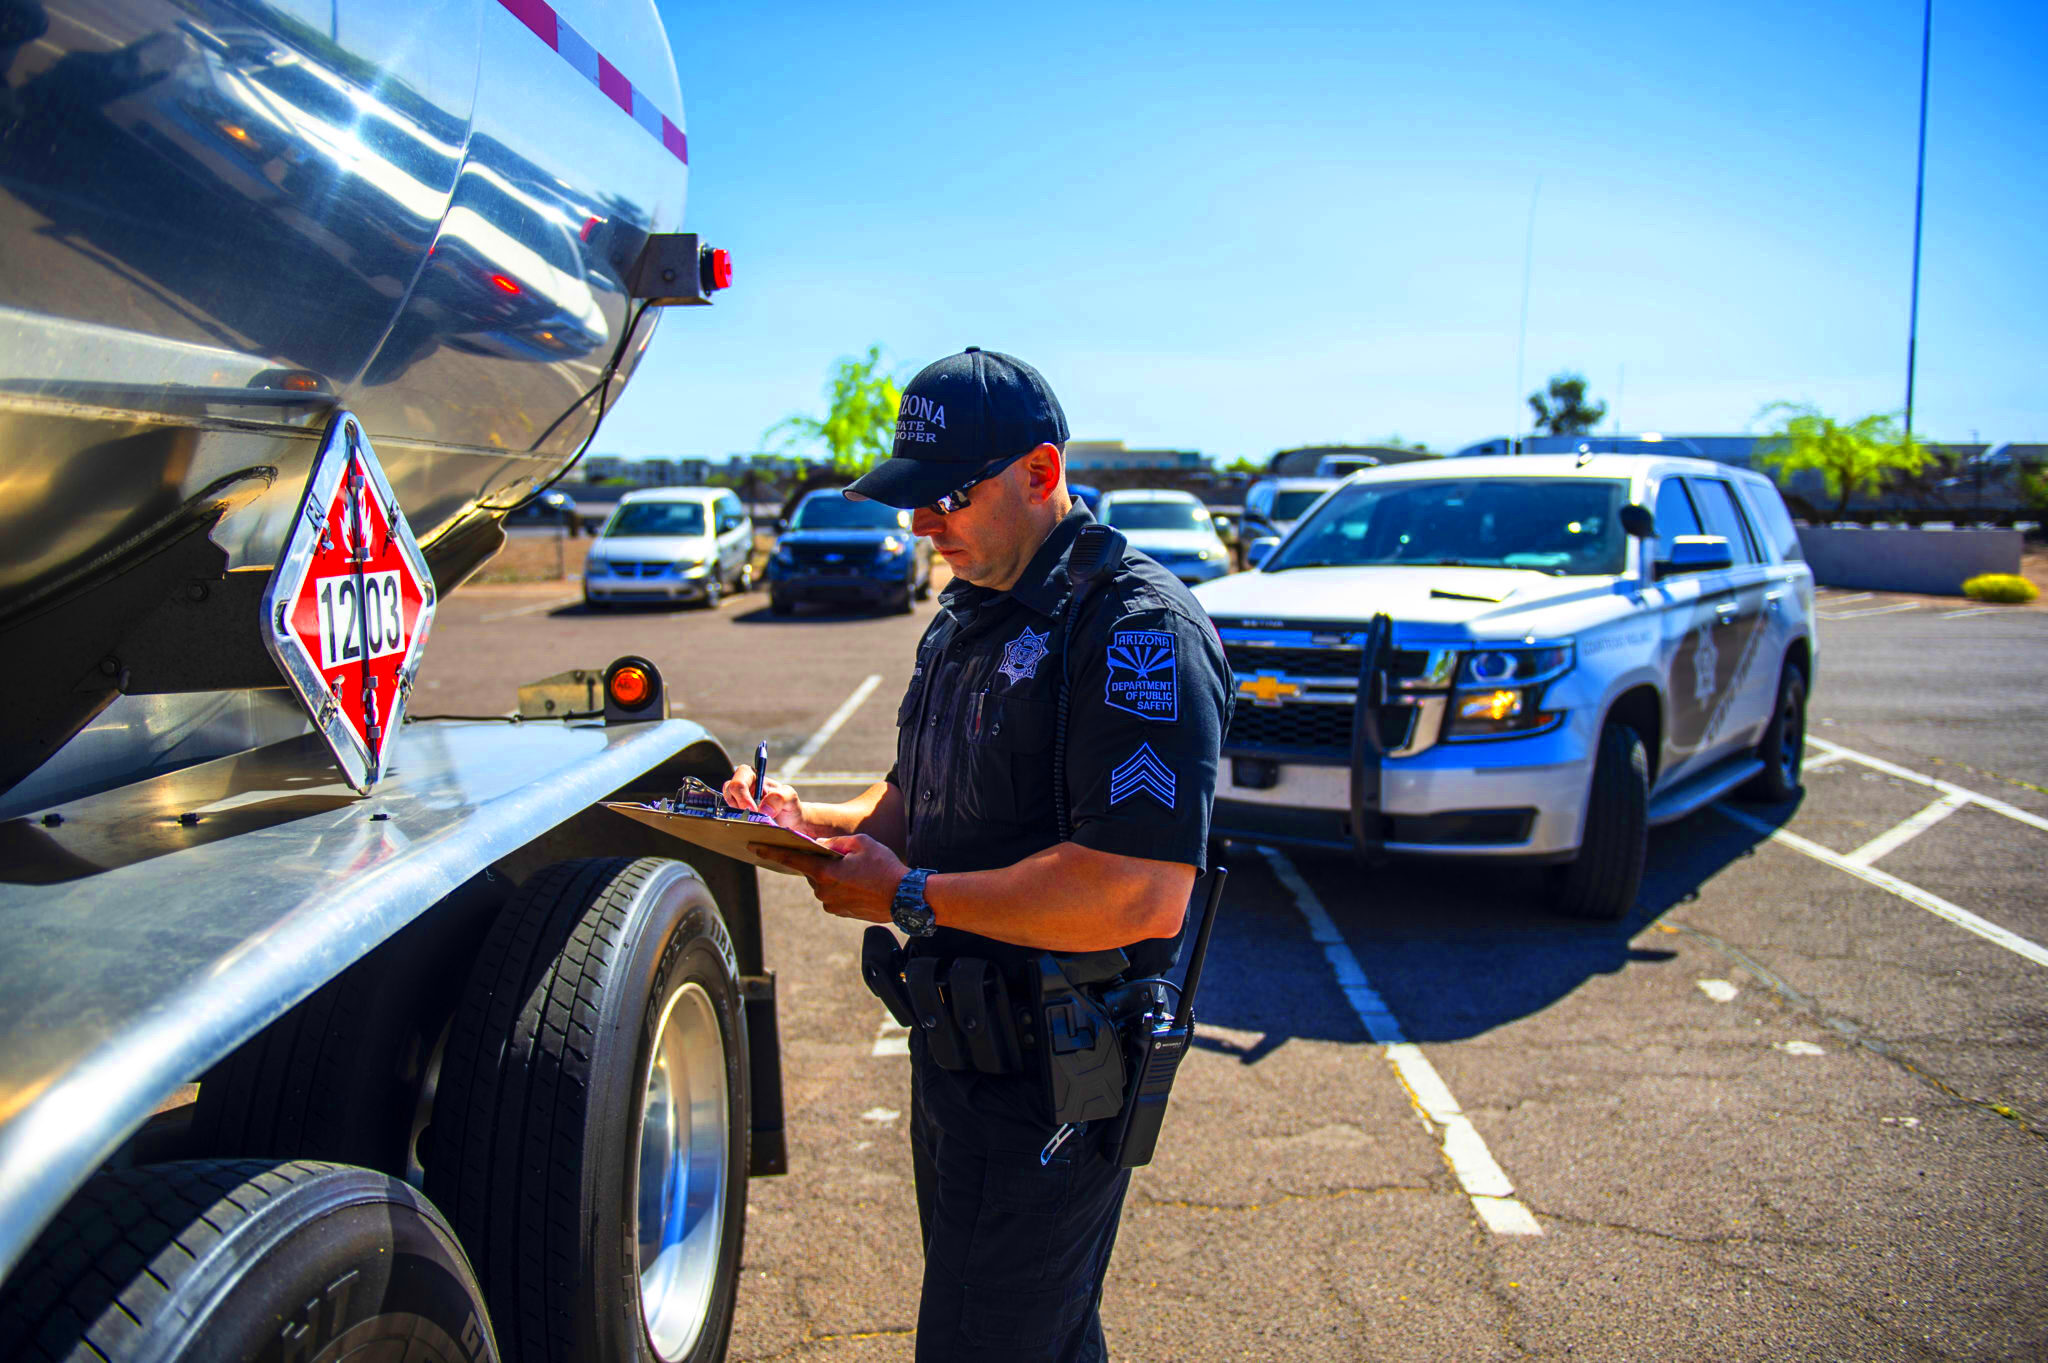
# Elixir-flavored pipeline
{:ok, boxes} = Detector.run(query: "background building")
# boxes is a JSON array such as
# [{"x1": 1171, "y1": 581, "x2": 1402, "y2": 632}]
[{"x1": 1066, "y1": 440, "x2": 1206, "y2": 472}]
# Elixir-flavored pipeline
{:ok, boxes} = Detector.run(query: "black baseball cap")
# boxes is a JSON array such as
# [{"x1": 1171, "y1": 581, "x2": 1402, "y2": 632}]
[{"x1": 844, "y1": 347, "x2": 1069, "y2": 508}]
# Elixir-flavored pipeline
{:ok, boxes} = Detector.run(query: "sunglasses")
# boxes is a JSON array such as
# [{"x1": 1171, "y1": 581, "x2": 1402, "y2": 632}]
[{"x1": 925, "y1": 450, "x2": 1032, "y2": 515}]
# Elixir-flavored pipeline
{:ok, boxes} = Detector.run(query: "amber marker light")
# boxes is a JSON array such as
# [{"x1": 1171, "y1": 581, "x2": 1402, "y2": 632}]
[
  {"x1": 1457, "y1": 690, "x2": 1523, "y2": 723},
  {"x1": 608, "y1": 665, "x2": 652, "y2": 709}
]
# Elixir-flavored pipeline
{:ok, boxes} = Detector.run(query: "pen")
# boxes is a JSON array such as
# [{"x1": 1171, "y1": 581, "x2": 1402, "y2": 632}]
[{"x1": 752, "y1": 740, "x2": 768, "y2": 807}]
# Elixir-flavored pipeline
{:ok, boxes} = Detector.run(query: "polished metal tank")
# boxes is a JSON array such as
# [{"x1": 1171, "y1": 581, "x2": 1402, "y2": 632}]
[{"x1": 0, "y1": 0, "x2": 695, "y2": 811}]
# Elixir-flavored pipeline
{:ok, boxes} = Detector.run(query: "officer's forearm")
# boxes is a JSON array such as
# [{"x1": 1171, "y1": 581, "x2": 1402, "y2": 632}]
[
  {"x1": 800, "y1": 780, "x2": 908, "y2": 856},
  {"x1": 926, "y1": 843, "x2": 1193, "y2": 952}
]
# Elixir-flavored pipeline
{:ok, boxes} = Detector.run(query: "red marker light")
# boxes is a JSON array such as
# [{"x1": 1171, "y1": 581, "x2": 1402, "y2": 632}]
[
  {"x1": 489, "y1": 273, "x2": 522, "y2": 295},
  {"x1": 580, "y1": 216, "x2": 599, "y2": 242},
  {"x1": 707, "y1": 247, "x2": 732, "y2": 290}
]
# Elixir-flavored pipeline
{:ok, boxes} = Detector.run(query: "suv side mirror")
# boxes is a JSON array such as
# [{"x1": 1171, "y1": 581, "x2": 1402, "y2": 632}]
[
  {"x1": 1619, "y1": 504, "x2": 1656, "y2": 538},
  {"x1": 1655, "y1": 535, "x2": 1733, "y2": 578},
  {"x1": 1247, "y1": 537, "x2": 1281, "y2": 569},
  {"x1": 773, "y1": 516, "x2": 787, "y2": 533}
]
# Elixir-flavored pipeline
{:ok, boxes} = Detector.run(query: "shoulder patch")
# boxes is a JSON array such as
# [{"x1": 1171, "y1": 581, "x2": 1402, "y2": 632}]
[{"x1": 1106, "y1": 629, "x2": 1177, "y2": 721}]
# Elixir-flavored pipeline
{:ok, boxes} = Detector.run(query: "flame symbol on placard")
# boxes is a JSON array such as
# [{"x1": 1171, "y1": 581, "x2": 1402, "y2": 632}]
[{"x1": 1109, "y1": 639, "x2": 1173, "y2": 678}]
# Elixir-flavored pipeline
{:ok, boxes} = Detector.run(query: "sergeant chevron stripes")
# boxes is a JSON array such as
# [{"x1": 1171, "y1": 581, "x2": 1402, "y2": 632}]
[{"x1": 1109, "y1": 743, "x2": 1176, "y2": 808}]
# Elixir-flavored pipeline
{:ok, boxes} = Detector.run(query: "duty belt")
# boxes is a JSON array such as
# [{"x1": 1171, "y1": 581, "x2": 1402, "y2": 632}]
[{"x1": 859, "y1": 864, "x2": 1228, "y2": 1169}]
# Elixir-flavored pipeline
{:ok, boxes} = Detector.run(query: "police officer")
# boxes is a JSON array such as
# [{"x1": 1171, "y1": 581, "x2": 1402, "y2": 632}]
[{"x1": 729, "y1": 348, "x2": 1228, "y2": 1362}]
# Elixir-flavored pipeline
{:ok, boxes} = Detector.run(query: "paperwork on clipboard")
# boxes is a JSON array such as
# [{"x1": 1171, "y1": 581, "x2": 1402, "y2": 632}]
[{"x1": 603, "y1": 779, "x2": 842, "y2": 876}]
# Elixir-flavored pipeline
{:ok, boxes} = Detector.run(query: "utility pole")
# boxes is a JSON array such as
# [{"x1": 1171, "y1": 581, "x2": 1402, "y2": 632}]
[
  {"x1": 1904, "y1": 0, "x2": 1932, "y2": 448},
  {"x1": 1513, "y1": 178, "x2": 1541, "y2": 454}
]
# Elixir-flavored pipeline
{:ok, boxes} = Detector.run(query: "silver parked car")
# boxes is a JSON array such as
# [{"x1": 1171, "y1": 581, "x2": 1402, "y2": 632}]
[
  {"x1": 1097, "y1": 488, "x2": 1233, "y2": 585},
  {"x1": 583, "y1": 487, "x2": 755, "y2": 609}
]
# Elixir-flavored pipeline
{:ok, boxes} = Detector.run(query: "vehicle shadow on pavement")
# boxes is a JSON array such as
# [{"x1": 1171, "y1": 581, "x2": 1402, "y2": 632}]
[
  {"x1": 730, "y1": 606, "x2": 908, "y2": 626},
  {"x1": 1196, "y1": 800, "x2": 1796, "y2": 1056}
]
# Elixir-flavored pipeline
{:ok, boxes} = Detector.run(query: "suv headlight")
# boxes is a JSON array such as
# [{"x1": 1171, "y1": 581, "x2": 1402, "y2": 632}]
[
  {"x1": 773, "y1": 545, "x2": 796, "y2": 566},
  {"x1": 877, "y1": 535, "x2": 905, "y2": 557},
  {"x1": 585, "y1": 558, "x2": 610, "y2": 576},
  {"x1": 1445, "y1": 644, "x2": 1573, "y2": 740},
  {"x1": 1456, "y1": 645, "x2": 1572, "y2": 686}
]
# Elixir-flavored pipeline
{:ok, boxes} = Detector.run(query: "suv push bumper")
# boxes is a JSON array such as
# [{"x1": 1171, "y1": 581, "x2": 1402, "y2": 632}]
[{"x1": 1215, "y1": 718, "x2": 1594, "y2": 861}]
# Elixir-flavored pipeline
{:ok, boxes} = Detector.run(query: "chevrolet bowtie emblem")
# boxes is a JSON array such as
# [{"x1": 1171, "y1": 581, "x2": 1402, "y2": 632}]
[{"x1": 1238, "y1": 673, "x2": 1301, "y2": 706}]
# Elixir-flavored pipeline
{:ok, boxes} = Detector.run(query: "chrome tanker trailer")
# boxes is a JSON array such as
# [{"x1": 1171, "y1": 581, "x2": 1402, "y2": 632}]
[{"x1": 0, "y1": 3, "x2": 769, "y2": 1360}]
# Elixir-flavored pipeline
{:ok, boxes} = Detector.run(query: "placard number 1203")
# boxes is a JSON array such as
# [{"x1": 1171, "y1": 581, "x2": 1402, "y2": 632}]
[{"x1": 316, "y1": 571, "x2": 404, "y2": 671}]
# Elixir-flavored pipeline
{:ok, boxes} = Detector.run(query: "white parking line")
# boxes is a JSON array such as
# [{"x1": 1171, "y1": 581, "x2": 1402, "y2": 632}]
[
  {"x1": 478, "y1": 594, "x2": 580, "y2": 622},
  {"x1": 1805, "y1": 735, "x2": 2048, "y2": 835},
  {"x1": 1258, "y1": 847, "x2": 1541, "y2": 1236},
  {"x1": 1819, "y1": 602, "x2": 1920, "y2": 620},
  {"x1": 873, "y1": 1012, "x2": 910, "y2": 1057},
  {"x1": 1801, "y1": 751, "x2": 1848, "y2": 772},
  {"x1": 1824, "y1": 592, "x2": 1875, "y2": 604},
  {"x1": 1938, "y1": 607, "x2": 2002, "y2": 619},
  {"x1": 778, "y1": 674, "x2": 884, "y2": 780},
  {"x1": 1714, "y1": 804, "x2": 2048, "y2": 969},
  {"x1": 1844, "y1": 791, "x2": 1969, "y2": 866}
]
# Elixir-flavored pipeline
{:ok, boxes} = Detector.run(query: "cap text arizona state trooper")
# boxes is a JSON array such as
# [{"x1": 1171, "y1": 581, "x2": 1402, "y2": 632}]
[{"x1": 725, "y1": 347, "x2": 1229, "y2": 1362}]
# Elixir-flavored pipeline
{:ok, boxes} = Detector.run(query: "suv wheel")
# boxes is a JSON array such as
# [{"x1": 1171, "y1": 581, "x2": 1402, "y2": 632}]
[
  {"x1": 1548, "y1": 722, "x2": 1649, "y2": 921},
  {"x1": 1739, "y1": 665, "x2": 1807, "y2": 803}
]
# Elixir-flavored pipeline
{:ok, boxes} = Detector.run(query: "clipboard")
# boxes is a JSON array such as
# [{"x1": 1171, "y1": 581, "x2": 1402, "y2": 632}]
[{"x1": 603, "y1": 784, "x2": 843, "y2": 876}]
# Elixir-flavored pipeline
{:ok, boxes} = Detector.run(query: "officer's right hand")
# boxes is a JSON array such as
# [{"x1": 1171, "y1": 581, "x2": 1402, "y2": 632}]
[{"x1": 723, "y1": 766, "x2": 807, "y2": 833}]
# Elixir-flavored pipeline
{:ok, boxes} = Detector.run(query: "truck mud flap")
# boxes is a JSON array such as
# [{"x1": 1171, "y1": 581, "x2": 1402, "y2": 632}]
[{"x1": 743, "y1": 974, "x2": 787, "y2": 1176}]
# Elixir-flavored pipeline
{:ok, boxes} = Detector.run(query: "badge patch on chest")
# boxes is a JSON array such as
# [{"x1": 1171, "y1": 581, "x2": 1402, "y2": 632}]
[
  {"x1": 998, "y1": 625, "x2": 1051, "y2": 684},
  {"x1": 1106, "y1": 630, "x2": 1177, "y2": 721}
]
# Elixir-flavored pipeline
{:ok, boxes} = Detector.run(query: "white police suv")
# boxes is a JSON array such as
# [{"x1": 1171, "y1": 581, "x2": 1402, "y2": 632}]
[{"x1": 1193, "y1": 454, "x2": 1818, "y2": 919}]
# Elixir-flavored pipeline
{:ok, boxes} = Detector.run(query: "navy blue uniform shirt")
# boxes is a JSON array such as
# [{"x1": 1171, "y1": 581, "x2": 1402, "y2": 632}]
[{"x1": 888, "y1": 502, "x2": 1231, "y2": 971}]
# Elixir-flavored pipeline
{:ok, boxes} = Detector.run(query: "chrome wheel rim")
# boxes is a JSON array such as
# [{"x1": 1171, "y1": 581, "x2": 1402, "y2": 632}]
[{"x1": 635, "y1": 980, "x2": 729, "y2": 1361}]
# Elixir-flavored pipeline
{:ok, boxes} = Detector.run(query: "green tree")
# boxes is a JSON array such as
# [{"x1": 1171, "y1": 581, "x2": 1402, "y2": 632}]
[
  {"x1": 1752, "y1": 403, "x2": 1930, "y2": 520},
  {"x1": 765, "y1": 344, "x2": 902, "y2": 475},
  {"x1": 1220, "y1": 455, "x2": 1265, "y2": 475},
  {"x1": 1527, "y1": 373, "x2": 1608, "y2": 437}
]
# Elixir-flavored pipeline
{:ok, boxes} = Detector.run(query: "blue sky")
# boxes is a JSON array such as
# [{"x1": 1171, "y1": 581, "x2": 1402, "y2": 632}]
[{"x1": 603, "y1": 0, "x2": 2046, "y2": 464}]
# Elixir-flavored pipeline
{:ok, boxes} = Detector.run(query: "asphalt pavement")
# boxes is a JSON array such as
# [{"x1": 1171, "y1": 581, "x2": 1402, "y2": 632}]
[{"x1": 416, "y1": 580, "x2": 2048, "y2": 1361}]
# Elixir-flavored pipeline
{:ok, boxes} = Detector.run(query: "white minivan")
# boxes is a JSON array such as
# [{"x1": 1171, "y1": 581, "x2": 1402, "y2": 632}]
[{"x1": 583, "y1": 487, "x2": 754, "y2": 609}]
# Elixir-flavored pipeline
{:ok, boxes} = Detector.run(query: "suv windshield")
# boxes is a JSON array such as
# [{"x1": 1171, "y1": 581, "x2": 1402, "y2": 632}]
[
  {"x1": 1268, "y1": 477, "x2": 1629, "y2": 576},
  {"x1": 792, "y1": 496, "x2": 910, "y2": 531},
  {"x1": 604, "y1": 502, "x2": 705, "y2": 537},
  {"x1": 1104, "y1": 501, "x2": 1212, "y2": 532}
]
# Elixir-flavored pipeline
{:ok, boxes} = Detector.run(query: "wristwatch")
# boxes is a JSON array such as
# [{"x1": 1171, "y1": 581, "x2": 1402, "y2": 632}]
[{"x1": 891, "y1": 868, "x2": 938, "y2": 938}]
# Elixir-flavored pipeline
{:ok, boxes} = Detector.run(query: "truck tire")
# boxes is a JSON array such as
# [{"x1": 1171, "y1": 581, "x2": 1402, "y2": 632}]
[
  {"x1": 0, "y1": 1160, "x2": 495, "y2": 1363},
  {"x1": 1549, "y1": 722, "x2": 1649, "y2": 921},
  {"x1": 770, "y1": 590, "x2": 793, "y2": 616},
  {"x1": 1738, "y1": 665, "x2": 1806, "y2": 803},
  {"x1": 425, "y1": 858, "x2": 747, "y2": 1363},
  {"x1": 188, "y1": 871, "x2": 508, "y2": 1178}
]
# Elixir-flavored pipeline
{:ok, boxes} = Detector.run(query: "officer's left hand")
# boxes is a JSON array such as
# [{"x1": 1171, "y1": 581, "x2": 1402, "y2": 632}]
[{"x1": 753, "y1": 834, "x2": 906, "y2": 925}]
